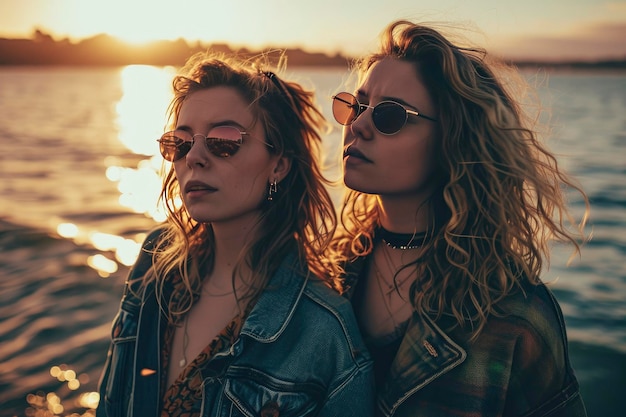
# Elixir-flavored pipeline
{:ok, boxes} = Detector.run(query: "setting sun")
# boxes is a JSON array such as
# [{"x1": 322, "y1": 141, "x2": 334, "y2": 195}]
[
  {"x1": 58, "y1": 0, "x2": 235, "y2": 44},
  {"x1": 37, "y1": 0, "x2": 265, "y2": 48}
]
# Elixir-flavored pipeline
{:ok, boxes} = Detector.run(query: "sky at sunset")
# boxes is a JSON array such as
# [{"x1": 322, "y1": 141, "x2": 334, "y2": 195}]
[{"x1": 1, "y1": 0, "x2": 625, "y2": 61}]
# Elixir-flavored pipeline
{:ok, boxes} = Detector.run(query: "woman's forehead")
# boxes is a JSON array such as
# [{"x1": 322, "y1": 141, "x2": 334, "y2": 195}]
[{"x1": 358, "y1": 58, "x2": 434, "y2": 110}]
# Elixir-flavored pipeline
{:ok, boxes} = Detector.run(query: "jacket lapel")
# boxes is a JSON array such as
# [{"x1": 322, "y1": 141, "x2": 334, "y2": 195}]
[
  {"x1": 240, "y1": 251, "x2": 308, "y2": 342},
  {"x1": 378, "y1": 313, "x2": 466, "y2": 416}
]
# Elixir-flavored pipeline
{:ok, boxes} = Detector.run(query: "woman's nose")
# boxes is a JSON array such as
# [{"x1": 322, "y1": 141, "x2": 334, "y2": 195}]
[
  {"x1": 349, "y1": 107, "x2": 374, "y2": 140},
  {"x1": 184, "y1": 136, "x2": 210, "y2": 167}
]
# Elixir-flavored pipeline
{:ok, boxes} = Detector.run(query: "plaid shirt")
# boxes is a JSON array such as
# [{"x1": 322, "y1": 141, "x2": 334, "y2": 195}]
[{"x1": 346, "y1": 258, "x2": 587, "y2": 417}]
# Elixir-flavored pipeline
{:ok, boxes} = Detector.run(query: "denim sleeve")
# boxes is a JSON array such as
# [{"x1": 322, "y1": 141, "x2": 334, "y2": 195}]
[
  {"x1": 317, "y1": 361, "x2": 375, "y2": 417},
  {"x1": 95, "y1": 345, "x2": 113, "y2": 417},
  {"x1": 95, "y1": 228, "x2": 162, "y2": 416}
]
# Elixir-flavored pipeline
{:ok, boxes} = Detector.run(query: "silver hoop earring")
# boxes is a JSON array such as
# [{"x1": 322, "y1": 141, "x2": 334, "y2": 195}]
[{"x1": 267, "y1": 179, "x2": 278, "y2": 201}]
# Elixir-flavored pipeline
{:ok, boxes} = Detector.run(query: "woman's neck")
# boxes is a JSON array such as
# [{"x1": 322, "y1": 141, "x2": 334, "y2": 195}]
[
  {"x1": 208, "y1": 213, "x2": 262, "y2": 288},
  {"x1": 377, "y1": 195, "x2": 431, "y2": 233}
]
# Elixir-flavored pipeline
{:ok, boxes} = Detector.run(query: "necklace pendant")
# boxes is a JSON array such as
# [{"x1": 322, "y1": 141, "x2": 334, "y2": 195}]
[{"x1": 179, "y1": 358, "x2": 186, "y2": 368}]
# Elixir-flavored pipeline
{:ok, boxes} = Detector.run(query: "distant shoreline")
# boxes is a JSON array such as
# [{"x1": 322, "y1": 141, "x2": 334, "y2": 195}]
[
  {"x1": 0, "y1": 31, "x2": 351, "y2": 67},
  {"x1": 511, "y1": 60, "x2": 626, "y2": 71},
  {"x1": 1, "y1": 30, "x2": 624, "y2": 70}
]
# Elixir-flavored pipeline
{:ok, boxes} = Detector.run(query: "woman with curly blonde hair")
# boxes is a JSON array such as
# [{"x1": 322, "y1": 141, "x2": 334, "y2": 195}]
[
  {"x1": 97, "y1": 51, "x2": 373, "y2": 417},
  {"x1": 332, "y1": 20, "x2": 589, "y2": 416}
]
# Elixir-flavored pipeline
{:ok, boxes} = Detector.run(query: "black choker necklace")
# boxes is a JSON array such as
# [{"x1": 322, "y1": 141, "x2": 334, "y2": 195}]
[{"x1": 377, "y1": 227, "x2": 429, "y2": 250}]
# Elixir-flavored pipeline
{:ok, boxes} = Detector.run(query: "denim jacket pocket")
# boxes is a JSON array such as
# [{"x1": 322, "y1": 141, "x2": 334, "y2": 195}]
[{"x1": 221, "y1": 367, "x2": 326, "y2": 417}]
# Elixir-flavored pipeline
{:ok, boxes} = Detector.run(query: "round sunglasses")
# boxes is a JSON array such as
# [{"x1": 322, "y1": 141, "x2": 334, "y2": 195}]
[
  {"x1": 157, "y1": 126, "x2": 273, "y2": 162},
  {"x1": 331, "y1": 92, "x2": 437, "y2": 135}
]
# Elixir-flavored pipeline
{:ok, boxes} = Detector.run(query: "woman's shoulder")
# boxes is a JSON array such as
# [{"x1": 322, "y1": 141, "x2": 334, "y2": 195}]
[
  {"x1": 300, "y1": 277, "x2": 366, "y2": 338},
  {"x1": 292, "y1": 277, "x2": 369, "y2": 358},
  {"x1": 469, "y1": 282, "x2": 570, "y2": 358},
  {"x1": 263, "y1": 251, "x2": 350, "y2": 316},
  {"x1": 496, "y1": 281, "x2": 566, "y2": 329},
  {"x1": 246, "y1": 257, "x2": 368, "y2": 353},
  {"x1": 438, "y1": 282, "x2": 569, "y2": 351},
  {"x1": 303, "y1": 276, "x2": 353, "y2": 312},
  {"x1": 141, "y1": 225, "x2": 167, "y2": 249},
  {"x1": 123, "y1": 226, "x2": 166, "y2": 295}
]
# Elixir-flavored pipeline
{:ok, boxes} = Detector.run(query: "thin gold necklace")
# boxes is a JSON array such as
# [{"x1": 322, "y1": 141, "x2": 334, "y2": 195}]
[
  {"x1": 202, "y1": 286, "x2": 234, "y2": 297},
  {"x1": 372, "y1": 259, "x2": 400, "y2": 329},
  {"x1": 378, "y1": 245, "x2": 415, "y2": 295},
  {"x1": 372, "y1": 248, "x2": 418, "y2": 336}
]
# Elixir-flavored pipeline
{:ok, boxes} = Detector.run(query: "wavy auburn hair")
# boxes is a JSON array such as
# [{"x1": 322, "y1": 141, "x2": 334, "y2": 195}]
[
  {"x1": 147, "y1": 52, "x2": 337, "y2": 322},
  {"x1": 337, "y1": 20, "x2": 590, "y2": 338}
]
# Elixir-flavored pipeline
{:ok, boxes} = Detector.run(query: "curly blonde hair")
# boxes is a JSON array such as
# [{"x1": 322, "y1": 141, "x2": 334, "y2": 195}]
[
  {"x1": 145, "y1": 51, "x2": 338, "y2": 322},
  {"x1": 337, "y1": 20, "x2": 590, "y2": 338}
]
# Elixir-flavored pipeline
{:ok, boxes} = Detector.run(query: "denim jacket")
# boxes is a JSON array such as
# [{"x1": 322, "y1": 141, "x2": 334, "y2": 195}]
[
  {"x1": 346, "y1": 256, "x2": 587, "y2": 417},
  {"x1": 97, "y1": 231, "x2": 374, "y2": 417}
]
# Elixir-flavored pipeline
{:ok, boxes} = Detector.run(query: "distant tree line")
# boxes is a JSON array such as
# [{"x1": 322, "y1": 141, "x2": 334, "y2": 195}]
[
  {"x1": 1, "y1": 30, "x2": 624, "y2": 70},
  {"x1": 0, "y1": 30, "x2": 352, "y2": 67},
  {"x1": 510, "y1": 59, "x2": 626, "y2": 70}
]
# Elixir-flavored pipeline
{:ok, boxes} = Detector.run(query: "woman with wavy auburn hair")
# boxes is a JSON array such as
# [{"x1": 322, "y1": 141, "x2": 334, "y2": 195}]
[
  {"x1": 97, "y1": 51, "x2": 374, "y2": 417},
  {"x1": 332, "y1": 20, "x2": 589, "y2": 416}
]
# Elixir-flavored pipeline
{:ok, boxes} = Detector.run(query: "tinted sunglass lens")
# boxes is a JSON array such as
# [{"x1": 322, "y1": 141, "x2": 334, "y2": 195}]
[
  {"x1": 332, "y1": 92, "x2": 358, "y2": 125},
  {"x1": 206, "y1": 139, "x2": 240, "y2": 158},
  {"x1": 159, "y1": 134, "x2": 190, "y2": 162},
  {"x1": 373, "y1": 102, "x2": 407, "y2": 134},
  {"x1": 159, "y1": 127, "x2": 245, "y2": 160},
  {"x1": 175, "y1": 142, "x2": 192, "y2": 160},
  {"x1": 205, "y1": 126, "x2": 243, "y2": 158}
]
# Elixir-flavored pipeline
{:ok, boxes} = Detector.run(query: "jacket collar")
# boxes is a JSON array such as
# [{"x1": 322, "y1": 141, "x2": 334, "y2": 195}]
[
  {"x1": 344, "y1": 252, "x2": 467, "y2": 415},
  {"x1": 240, "y1": 251, "x2": 309, "y2": 342},
  {"x1": 377, "y1": 312, "x2": 467, "y2": 416}
]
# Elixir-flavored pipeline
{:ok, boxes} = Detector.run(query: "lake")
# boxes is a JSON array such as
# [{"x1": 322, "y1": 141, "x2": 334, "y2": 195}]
[{"x1": 0, "y1": 65, "x2": 624, "y2": 416}]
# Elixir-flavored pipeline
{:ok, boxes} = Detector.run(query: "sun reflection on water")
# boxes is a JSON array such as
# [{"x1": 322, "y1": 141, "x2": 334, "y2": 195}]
[
  {"x1": 53, "y1": 65, "x2": 175, "y2": 277},
  {"x1": 57, "y1": 223, "x2": 80, "y2": 239},
  {"x1": 110, "y1": 65, "x2": 174, "y2": 225},
  {"x1": 40, "y1": 65, "x2": 179, "y2": 414},
  {"x1": 25, "y1": 365, "x2": 98, "y2": 416},
  {"x1": 104, "y1": 155, "x2": 169, "y2": 222},
  {"x1": 116, "y1": 65, "x2": 176, "y2": 156}
]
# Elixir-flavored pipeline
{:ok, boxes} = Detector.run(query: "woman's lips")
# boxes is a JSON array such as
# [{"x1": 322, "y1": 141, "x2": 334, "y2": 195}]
[
  {"x1": 184, "y1": 180, "x2": 217, "y2": 197},
  {"x1": 344, "y1": 146, "x2": 372, "y2": 164}
]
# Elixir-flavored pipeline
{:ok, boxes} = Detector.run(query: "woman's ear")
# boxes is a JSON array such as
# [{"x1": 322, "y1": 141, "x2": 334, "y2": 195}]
[{"x1": 272, "y1": 155, "x2": 292, "y2": 183}]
